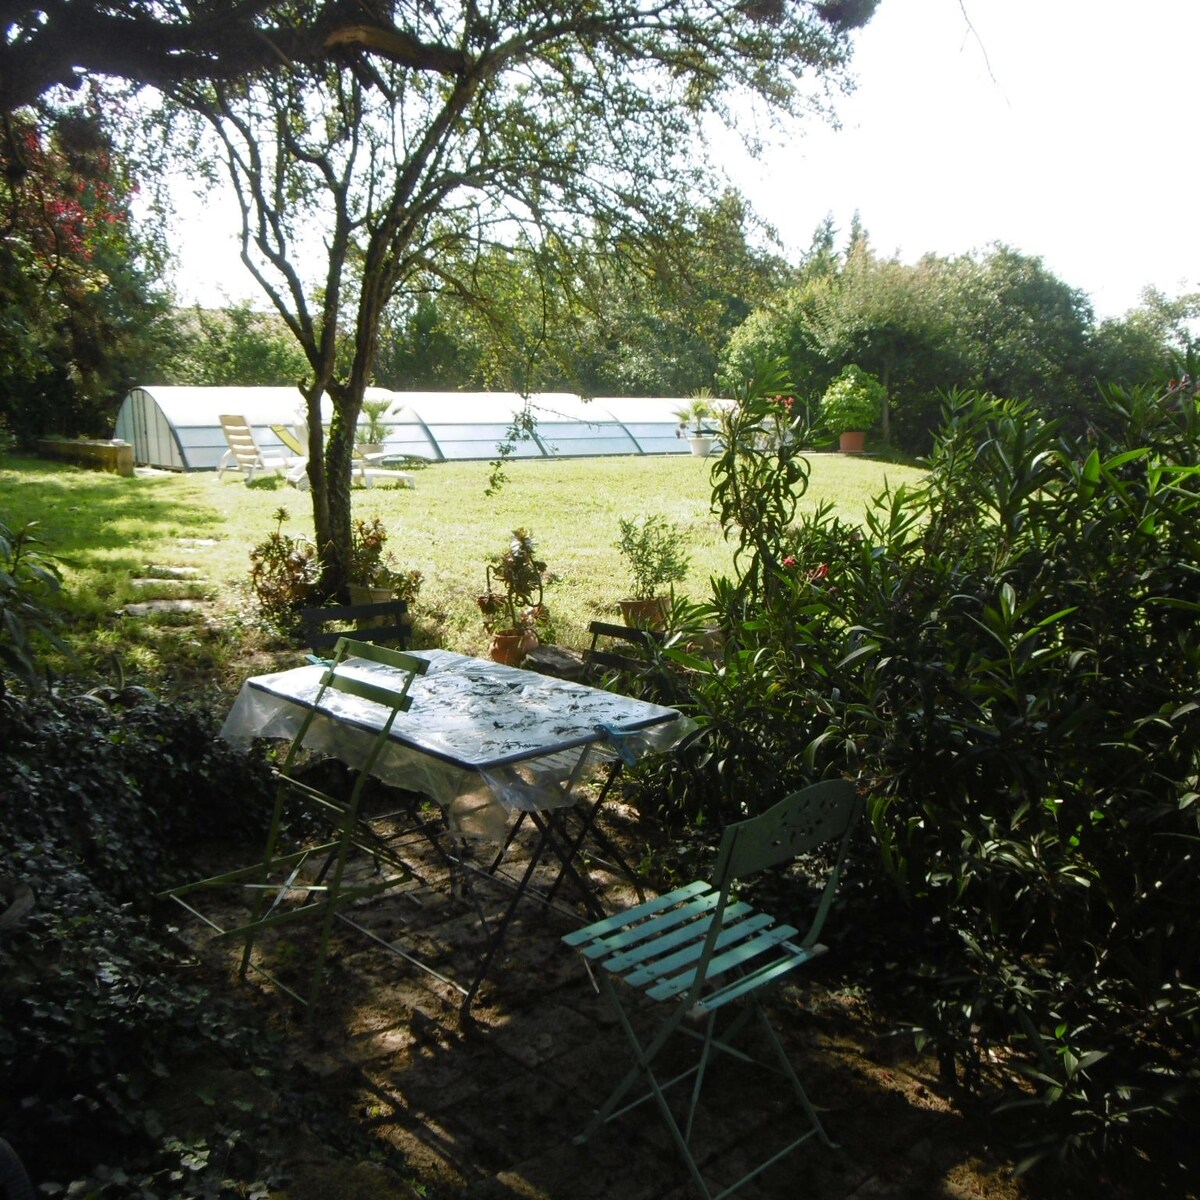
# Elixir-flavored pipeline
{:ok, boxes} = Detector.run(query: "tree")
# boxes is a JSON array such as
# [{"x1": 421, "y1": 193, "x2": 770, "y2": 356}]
[
  {"x1": 564, "y1": 192, "x2": 790, "y2": 397},
  {"x1": 1, "y1": 93, "x2": 173, "y2": 442},
  {"x1": 161, "y1": 301, "x2": 311, "y2": 386},
  {"x1": 943, "y1": 244, "x2": 1094, "y2": 425},
  {"x1": 805, "y1": 239, "x2": 961, "y2": 446},
  {"x1": 0, "y1": 1, "x2": 490, "y2": 114},
  {"x1": 164, "y1": 1, "x2": 875, "y2": 593}
]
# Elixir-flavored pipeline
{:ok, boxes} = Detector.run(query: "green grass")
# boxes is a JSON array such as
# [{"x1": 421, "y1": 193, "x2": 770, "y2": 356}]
[{"x1": 0, "y1": 450, "x2": 923, "y2": 701}]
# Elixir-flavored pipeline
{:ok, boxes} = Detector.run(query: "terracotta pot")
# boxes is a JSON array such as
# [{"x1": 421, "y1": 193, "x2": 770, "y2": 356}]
[
  {"x1": 490, "y1": 629, "x2": 538, "y2": 666},
  {"x1": 618, "y1": 596, "x2": 669, "y2": 629},
  {"x1": 838, "y1": 430, "x2": 866, "y2": 454}
]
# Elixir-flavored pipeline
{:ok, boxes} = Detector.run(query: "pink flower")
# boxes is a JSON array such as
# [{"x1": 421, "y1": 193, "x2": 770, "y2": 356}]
[{"x1": 782, "y1": 555, "x2": 797, "y2": 568}]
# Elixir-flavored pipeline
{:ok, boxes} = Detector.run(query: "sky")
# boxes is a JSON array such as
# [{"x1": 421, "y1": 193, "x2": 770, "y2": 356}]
[{"x1": 169, "y1": 0, "x2": 1198, "y2": 321}]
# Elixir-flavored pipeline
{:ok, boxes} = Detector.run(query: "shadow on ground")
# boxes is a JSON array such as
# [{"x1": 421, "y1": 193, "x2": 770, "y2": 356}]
[{"x1": 173, "y1": 797, "x2": 1027, "y2": 1200}]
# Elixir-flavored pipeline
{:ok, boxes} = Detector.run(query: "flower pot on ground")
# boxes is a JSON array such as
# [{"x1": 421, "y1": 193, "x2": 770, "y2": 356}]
[
  {"x1": 480, "y1": 528, "x2": 550, "y2": 664},
  {"x1": 618, "y1": 595, "x2": 670, "y2": 628},
  {"x1": 489, "y1": 626, "x2": 539, "y2": 664},
  {"x1": 490, "y1": 627, "x2": 538, "y2": 666},
  {"x1": 615, "y1": 514, "x2": 690, "y2": 629},
  {"x1": 820, "y1": 365, "x2": 885, "y2": 453},
  {"x1": 346, "y1": 517, "x2": 423, "y2": 623},
  {"x1": 357, "y1": 398, "x2": 394, "y2": 454},
  {"x1": 348, "y1": 583, "x2": 394, "y2": 605},
  {"x1": 674, "y1": 392, "x2": 719, "y2": 457},
  {"x1": 838, "y1": 429, "x2": 866, "y2": 454}
]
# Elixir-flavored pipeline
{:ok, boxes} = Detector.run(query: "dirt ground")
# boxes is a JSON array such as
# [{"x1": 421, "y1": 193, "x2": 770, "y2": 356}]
[{"x1": 165, "y1": 785, "x2": 1036, "y2": 1200}]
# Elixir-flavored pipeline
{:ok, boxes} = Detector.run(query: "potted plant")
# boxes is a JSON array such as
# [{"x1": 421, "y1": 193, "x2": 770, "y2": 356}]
[
  {"x1": 615, "y1": 513, "x2": 689, "y2": 628},
  {"x1": 478, "y1": 528, "x2": 549, "y2": 665},
  {"x1": 819, "y1": 365, "x2": 885, "y2": 454},
  {"x1": 674, "y1": 391, "x2": 718, "y2": 457},
  {"x1": 346, "y1": 516, "x2": 422, "y2": 611},
  {"x1": 357, "y1": 399, "x2": 394, "y2": 456}
]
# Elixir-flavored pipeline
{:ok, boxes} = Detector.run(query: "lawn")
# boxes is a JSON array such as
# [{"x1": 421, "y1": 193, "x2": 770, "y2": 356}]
[{"x1": 0, "y1": 449, "x2": 923, "y2": 698}]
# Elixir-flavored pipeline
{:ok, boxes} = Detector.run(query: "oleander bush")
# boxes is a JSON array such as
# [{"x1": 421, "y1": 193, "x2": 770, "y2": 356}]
[{"x1": 650, "y1": 376, "x2": 1200, "y2": 1185}]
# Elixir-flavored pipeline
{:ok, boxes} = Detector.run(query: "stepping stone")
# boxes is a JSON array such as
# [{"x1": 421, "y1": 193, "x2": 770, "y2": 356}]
[
  {"x1": 122, "y1": 599, "x2": 208, "y2": 616},
  {"x1": 142, "y1": 564, "x2": 203, "y2": 578}
]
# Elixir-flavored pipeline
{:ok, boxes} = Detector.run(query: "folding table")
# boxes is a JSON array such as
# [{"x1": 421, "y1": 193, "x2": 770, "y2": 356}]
[{"x1": 215, "y1": 647, "x2": 690, "y2": 1017}]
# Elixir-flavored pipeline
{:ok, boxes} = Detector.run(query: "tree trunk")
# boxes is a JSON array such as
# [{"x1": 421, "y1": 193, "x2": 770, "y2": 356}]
[{"x1": 880, "y1": 360, "x2": 892, "y2": 445}]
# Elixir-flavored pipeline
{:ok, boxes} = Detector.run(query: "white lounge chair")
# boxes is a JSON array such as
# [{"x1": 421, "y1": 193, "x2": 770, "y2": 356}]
[
  {"x1": 217, "y1": 414, "x2": 304, "y2": 482},
  {"x1": 269, "y1": 421, "x2": 415, "y2": 490}
]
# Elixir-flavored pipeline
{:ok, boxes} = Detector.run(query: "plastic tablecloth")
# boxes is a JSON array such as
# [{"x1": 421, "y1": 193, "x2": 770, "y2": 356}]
[{"x1": 220, "y1": 648, "x2": 691, "y2": 839}]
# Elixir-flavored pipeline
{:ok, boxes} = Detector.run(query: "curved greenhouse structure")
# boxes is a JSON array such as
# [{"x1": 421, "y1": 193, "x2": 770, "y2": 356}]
[{"x1": 114, "y1": 386, "x2": 700, "y2": 471}]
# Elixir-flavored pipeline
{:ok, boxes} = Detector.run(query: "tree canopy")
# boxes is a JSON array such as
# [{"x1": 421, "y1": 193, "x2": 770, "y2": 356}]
[
  {"x1": 0, "y1": 89, "x2": 172, "y2": 442},
  {"x1": 152, "y1": 0, "x2": 875, "y2": 591},
  {"x1": 721, "y1": 226, "x2": 1183, "y2": 453}
]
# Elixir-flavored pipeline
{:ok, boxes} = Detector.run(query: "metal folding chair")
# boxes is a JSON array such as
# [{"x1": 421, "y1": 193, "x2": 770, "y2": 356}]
[
  {"x1": 163, "y1": 638, "x2": 428, "y2": 1014},
  {"x1": 300, "y1": 598, "x2": 412, "y2": 654},
  {"x1": 562, "y1": 778, "x2": 862, "y2": 1200}
]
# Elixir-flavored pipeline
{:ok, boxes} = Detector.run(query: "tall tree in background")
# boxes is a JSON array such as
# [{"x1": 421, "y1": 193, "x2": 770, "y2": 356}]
[
  {"x1": 0, "y1": 92, "x2": 172, "y2": 442},
  {"x1": 375, "y1": 191, "x2": 788, "y2": 399},
  {"x1": 565, "y1": 192, "x2": 790, "y2": 397},
  {"x1": 943, "y1": 243, "x2": 1094, "y2": 426},
  {"x1": 160, "y1": 301, "x2": 311, "y2": 386},
  {"x1": 805, "y1": 238, "x2": 959, "y2": 444},
  {"x1": 164, "y1": 1, "x2": 875, "y2": 593}
]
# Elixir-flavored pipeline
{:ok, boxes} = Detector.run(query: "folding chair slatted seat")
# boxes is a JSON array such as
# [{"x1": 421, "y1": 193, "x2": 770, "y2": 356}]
[
  {"x1": 162, "y1": 638, "x2": 428, "y2": 1015},
  {"x1": 562, "y1": 778, "x2": 862, "y2": 1200}
]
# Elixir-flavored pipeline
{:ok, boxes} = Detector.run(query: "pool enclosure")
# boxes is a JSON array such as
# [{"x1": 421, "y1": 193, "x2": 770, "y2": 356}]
[{"x1": 113, "y1": 386, "x2": 700, "y2": 471}]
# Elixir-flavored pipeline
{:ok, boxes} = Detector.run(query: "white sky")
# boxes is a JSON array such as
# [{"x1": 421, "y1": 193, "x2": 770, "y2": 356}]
[{"x1": 168, "y1": 0, "x2": 1198, "y2": 321}]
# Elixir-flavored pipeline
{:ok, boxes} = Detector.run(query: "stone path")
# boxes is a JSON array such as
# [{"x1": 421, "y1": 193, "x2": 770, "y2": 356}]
[{"x1": 121, "y1": 541, "x2": 219, "y2": 618}]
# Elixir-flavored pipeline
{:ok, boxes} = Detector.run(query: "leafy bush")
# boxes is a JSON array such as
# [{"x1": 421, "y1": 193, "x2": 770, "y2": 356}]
[
  {"x1": 0, "y1": 689, "x2": 277, "y2": 1185},
  {"x1": 615, "y1": 513, "x2": 690, "y2": 601},
  {"x1": 656, "y1": 380, "x2": 1200, "y2": 1184},
  {"x1": 249, "y1": 506, "x2": 320, "y2": 630},
  {"x1": 819, "y1": 364, "x2": 886, "y2": 434},
  {"x1": 0, "y1": 516, "x2": 66, "y2": 693}
]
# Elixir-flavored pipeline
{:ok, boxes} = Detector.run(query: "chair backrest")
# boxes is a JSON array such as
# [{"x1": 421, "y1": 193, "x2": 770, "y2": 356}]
[
  {"x1": 583, "y1": 620, "x2": 679, "y2": 705},
  {"x1": 270, "y1": 423, "x2": 306, "y2": 457},
  {"x1": 301, "y1": 598, "x2": 411, "y2": 653},
  {"x1": 219, "y1": 414, "x2": 266, "y2": 470},
  {"x1": 314, "y1": 636, "x2": 428, "y2": 715},
  {"x1": 711, "y1": 778, "x2": 861, "y2": 949},
  {"x1": 279, "y1": 637, "x2": 429, "y2": 789}
]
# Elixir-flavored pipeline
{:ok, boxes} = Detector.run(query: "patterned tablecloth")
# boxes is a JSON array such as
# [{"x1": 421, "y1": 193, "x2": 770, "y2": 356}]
[{"x1": 220, "y1": 648, "x2": 690, "y2": 838}]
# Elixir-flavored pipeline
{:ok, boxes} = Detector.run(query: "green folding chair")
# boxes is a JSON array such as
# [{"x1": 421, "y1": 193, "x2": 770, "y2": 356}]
[
  {"x1": 562, "y1": 778, "x2": 862, "y2": 1200},
  {"x1": 164, "y1": 638, "x2": 428, "y2": 1014}
]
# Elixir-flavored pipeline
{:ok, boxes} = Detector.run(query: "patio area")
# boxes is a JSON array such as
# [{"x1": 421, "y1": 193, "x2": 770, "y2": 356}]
[{"x1": 169, "y1": 790, "x2": 1025, "y2": 1200}]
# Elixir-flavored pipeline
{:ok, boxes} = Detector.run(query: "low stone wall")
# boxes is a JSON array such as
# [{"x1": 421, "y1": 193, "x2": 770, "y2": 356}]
[{"x1": 37, "y1": 438, "x2": 135, "y2": 477}]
